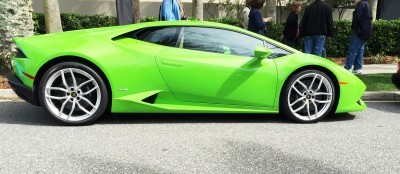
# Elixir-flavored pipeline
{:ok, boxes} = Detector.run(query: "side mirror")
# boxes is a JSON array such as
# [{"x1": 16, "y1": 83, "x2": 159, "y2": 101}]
[{"x1": 254, "y1": 46, "x2": 273, "y2": 59}]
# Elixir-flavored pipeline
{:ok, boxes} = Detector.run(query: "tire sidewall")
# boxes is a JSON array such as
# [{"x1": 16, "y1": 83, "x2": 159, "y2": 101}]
[
  {"x1": 38, "y1": 62, "x2": 108, "y2": 125},
  {"x1": 281, "y1": 70, "x2": 336, "y2": 123}
]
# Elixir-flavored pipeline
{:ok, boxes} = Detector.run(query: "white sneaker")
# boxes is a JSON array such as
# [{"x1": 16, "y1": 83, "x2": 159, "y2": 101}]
[
  {"x1": 344, "y1": 67, "x2": 353, "y2": 73},
  {"x1": 353, "y1": 69, "x2": 362, "y2": 74}
]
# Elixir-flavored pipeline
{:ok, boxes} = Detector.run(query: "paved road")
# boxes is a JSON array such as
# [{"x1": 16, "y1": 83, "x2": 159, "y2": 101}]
[{"x1": 0, "y1": 101, "x2": 399, "y2": 174}]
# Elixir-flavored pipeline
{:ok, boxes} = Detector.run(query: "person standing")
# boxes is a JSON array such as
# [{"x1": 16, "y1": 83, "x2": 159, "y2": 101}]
[
  {"x1": 248, "y1": 0, "x2": 271, "y2": 36},
  {"x1": 159, "y1": 0, "x2": 185, "y2": 21},
  {"x1": 241, "y1": 0, "x2": 252, "y2": 30},
  {"x1": 299, "y1": 0, "x2": 333, "y2": 57},
  {"x1": 283, "y1": 1, "x2": 302, "y2": 47},
  {"x1": 178, "y1": 0, "x2": 187, "y2": 20},
  {"x1": 344, "y1": 0, "x2": 373, "y2": 74}
]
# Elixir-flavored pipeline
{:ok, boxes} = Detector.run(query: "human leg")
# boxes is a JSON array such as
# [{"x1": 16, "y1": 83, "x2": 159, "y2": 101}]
[
  {"x1": 304, "y1": 36, "x2": 314, "y2": 54},
  {"x1": 353, "y1": 41, "x2": 366, "y2": 72},
  {"x1": 344, "y1": 32, "x2": 360, "y2": 70},
  {"x1": 313, "y1": 35, "x2": 325, "y2": 57}
]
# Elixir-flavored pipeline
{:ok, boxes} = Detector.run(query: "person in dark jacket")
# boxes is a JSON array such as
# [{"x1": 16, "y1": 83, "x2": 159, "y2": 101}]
[
  {"x1": 248, "y1": 0, "x2": 271, "y2": 36},
  {"x1": 299, "y1": 0, "x2": 333, "y2": 57},
  {"x1": 283, "y1": 1, "x2": 302, "y2": 47},
  {"x1": 344, "y1": 0, "x2": 373, "y2": 74}
]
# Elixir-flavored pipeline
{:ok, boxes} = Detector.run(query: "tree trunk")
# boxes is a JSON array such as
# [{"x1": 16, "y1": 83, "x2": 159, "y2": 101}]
[
  {"x1": 368, "y1": 0, "x2": 378, "y2": 20},
  {"x1": 0, "y1": 0, "x2": 34, "y2": 73},
  {"x1": 193, "y1": 0, "x2": 204, "y2": 20},
  {"x1": 43, "y1": 0, "x2": 63, "y2": 33},
  {"x1": 132, "y1": 0, "x2": 140, "y2": 23},
  {"x1": 265, "y1": 0, "x2": 276, "y2": 22},
  {"x1": 338, "y1": 8, "x2": 346, "y2": 20}
]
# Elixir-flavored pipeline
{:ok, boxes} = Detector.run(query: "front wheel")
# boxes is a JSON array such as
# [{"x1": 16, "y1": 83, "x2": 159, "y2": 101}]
[
  {"x1": 281, "y1": 70, "x2": 337, "y2": 123},
  {"x1": 39, "y1": 62, "x2": 108, "y2": 125}
]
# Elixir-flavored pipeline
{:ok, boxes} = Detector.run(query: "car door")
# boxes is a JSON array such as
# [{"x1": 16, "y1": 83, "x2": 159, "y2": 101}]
[{"x1": 155, "y1": 27, "x2": 279, "y2": 107}]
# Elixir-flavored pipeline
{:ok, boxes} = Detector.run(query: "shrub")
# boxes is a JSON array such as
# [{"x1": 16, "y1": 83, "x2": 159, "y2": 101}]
[
  {"x1": 140, "y1": 16, "x2": 159, "y2": 22},
  {"x1": 265, "y1": 22, "x2": 285, "y2": 41},
  {"x1": 33, "y1": 13, "x2": 116, "y2": 34},
  {"x1": 268, "y1": 20, "x2": 400, "y2": 57},
  {"x1": 208, "y1": 17, "x2": 241, "y2": 27},
  {"x1": 325, "y1": 20, "x2": 353, "y2": 57},
  {"x1": 367, "y1": 20, "x2": 400, "y2": 56},
  {"x1": 32, "y1": 13, "x2": 46, "y2": 35},
  {"x1": 32, "y1": 13, "x2": 400, "y2": 57}
]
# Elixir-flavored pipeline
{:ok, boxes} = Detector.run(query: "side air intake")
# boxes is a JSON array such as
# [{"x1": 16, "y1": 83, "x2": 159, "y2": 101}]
[{"x1": 141, "y1": 93, "x2": 158, "y2": 104}]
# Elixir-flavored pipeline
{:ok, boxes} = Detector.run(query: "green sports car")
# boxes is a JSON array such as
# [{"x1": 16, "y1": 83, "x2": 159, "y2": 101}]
[{"x1": 7, "y1": 21, "x2": 366, "y2": 125}]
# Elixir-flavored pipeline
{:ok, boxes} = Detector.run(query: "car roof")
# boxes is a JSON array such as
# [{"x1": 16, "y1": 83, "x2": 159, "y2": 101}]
[
  {"x1": 117, "y1": 20, "x2": 299, "y2": 54},
  {"x1": 144, "y1": 20, "x2": 237, "y2": 29},
  {"x1": 140, "y1": 20, "x2": 266, "y2": 41},
  {"x1": 142, "y1": 20, "x2": 251, "y2": 35}
]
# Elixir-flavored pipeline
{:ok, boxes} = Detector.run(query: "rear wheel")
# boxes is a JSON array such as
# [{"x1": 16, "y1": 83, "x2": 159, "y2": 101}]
[
  {"x1": 281, "y1": 70, "x2": 336, "y2": 123},
  {"x1": 39, "y1": 62, "x2": 108, "y2": 125}
]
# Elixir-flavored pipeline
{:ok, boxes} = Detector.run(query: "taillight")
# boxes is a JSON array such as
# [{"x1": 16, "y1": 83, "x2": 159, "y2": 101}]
[{"x1": 15, "y1": 48, "x2": 27, "y2": 58}]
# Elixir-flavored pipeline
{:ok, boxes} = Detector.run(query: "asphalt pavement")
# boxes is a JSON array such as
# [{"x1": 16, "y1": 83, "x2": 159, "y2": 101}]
[{"x1": 0, "y1": 101, "x2": 399, "y2": 173}]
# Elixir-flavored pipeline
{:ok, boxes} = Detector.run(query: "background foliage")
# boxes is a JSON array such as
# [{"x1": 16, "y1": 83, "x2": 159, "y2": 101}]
[
  {"x1": 33, "y1": 13, "x2": 400, "y2": 57},
  {"x1": 33, "y1": 13, "x2": 117, "y2": 35},
  {"x1": 208, "y1": 18, "x2": 400, "y2": 57},
  {"x1": 208, "y1": 17, "x2": 241, "y2": 27}
]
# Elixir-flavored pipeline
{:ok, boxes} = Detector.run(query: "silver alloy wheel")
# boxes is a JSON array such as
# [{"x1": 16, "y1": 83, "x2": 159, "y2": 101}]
[
  {"x1": 44, "y1": 68, "x2": 101, "y2": 122},
  {"x1": 287, "y1": 72, "x2": 333, "y2": 121}
]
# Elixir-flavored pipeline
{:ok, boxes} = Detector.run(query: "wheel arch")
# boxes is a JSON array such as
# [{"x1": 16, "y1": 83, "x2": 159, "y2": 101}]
[
  {"x1": 278, "y1": 65, "x2": 340, "y2": 113},
  {"x1": 33, "y1": 56, "x2": 112, "y2": 109}
]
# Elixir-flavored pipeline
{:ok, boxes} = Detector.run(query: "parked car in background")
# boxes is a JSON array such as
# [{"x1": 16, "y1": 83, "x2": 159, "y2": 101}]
[{"x1": 392, "y1": 62, "x2": 400, "y2": 89}]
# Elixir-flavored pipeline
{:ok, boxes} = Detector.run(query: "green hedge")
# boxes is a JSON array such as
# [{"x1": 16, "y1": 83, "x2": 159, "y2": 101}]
[
  {"x1": 32, "y1": 13, "x2": 400, "y2": 57},
  {"x1": 211, "y1": 17, "x2": 400, "y2": 57},
  {"x1": 208, "y1": 17, "x2": 241, "y2": 27},
  {"x1": 33, "y1": 13, "x2": 117, "y2": 34}
]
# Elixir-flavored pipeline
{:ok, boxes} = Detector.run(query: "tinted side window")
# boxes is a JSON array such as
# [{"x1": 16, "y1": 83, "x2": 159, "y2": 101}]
[
  {"x1": 265, "y1": 42, "x2": 291, "y2": 59},
  {"x1": 181, "y1": 27, "x2": 264, "y2": 57},
  {"x1": 137, "y1": 27, "x2": 180, "y2": 47}
]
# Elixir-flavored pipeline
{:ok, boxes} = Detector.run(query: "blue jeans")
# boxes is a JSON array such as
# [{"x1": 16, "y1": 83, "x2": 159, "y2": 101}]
[
  {"x1": 284, "y1": 38, "x2": 296, "y2": 47},
  {"x1": 344, "y1": 31, "x2": 366, "y2": 71},
  {"x1": 304, "y1": 35, "x2": 326, "y2": 57},
  {"x1": 322, "y1": 42, "x2": 326, "y2": 58}
]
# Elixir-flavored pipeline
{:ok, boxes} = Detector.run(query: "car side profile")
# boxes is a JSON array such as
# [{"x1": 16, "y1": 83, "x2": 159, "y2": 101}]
[{"x1": 7, "y1": 21, "x2": 366, "y2": 125}]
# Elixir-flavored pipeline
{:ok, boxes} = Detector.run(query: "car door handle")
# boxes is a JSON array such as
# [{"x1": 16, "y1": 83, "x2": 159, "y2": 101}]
[{"x1": 161, "y1": 60, "x2": 183, "y2": 67}]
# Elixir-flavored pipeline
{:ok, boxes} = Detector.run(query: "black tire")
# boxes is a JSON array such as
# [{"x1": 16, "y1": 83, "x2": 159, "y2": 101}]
[
  {"x1": 280, "y1": 70, "x2": 337, "y2": 123},
  {"x1": 38, "y1": 62, "x2": 108, "y2": 125}
]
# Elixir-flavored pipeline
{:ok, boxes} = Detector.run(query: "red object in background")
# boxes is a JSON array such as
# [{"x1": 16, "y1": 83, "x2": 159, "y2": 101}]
[
  {"x1": 397, "y1": 62, "x2": 400, "y2": 74},
  {"x1": 392, "y1": 62, "x2": 400, "y2": 90}
]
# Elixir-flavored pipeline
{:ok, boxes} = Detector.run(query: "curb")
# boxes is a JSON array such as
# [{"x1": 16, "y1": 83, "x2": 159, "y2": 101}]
[
  {"x1": 0, "y1": 89, "x2": 21, "y2": 101},
  {"x1": 361, "y1": 91, "x2": 400, "y2": 101},
  {"x1": 1, "y1": 89, "x2": 400, "y2": 102}
]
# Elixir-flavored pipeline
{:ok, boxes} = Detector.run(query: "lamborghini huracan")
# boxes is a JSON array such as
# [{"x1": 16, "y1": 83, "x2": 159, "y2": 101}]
[{"x1": 7, "y1": 21, "x2": 366, "y2": 125}]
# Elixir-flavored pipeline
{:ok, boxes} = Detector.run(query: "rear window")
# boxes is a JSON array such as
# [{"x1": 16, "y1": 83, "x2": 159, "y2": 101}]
[{"x1": 125, "y1": 27, "x2": 181, "y2": 47}]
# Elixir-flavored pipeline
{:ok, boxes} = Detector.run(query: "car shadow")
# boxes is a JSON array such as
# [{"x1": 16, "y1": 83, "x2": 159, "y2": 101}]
[
  {"x1": 321, "y1": 113, "x2": 356, "y2": 122},
  {"x1": 98, "y1": 113, "x2": 291, "y2": 125},
  {"x1": 365, "y1": 101, "x2": 400, "y2": 114},
  {"x1": 98, "y1": 112, "x2": 356, "y2": 125},
  {"x1": 0, "y1": 101, "x2": 356, "y2": 126},
  {"x1": 0, "y1": 101, "x2": 58, "y2": 126}
]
